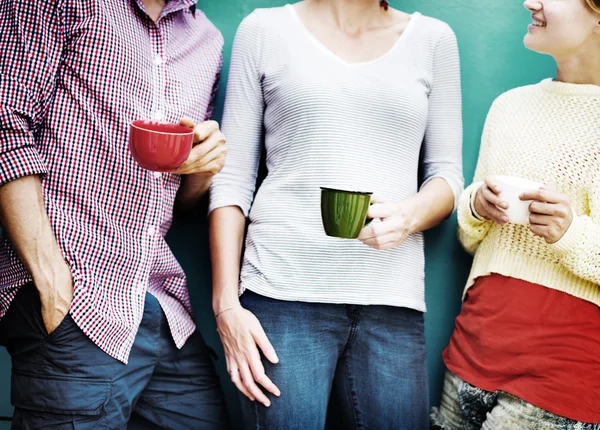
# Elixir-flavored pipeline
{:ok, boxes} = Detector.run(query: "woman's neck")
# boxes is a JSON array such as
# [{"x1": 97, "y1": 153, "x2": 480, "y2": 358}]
[
  {"x1": 303, "y1": 0, "x2": 388, "y2": 33},
  {"x1": 555, "y1": 42, "x2": 600, "y2": 86}
]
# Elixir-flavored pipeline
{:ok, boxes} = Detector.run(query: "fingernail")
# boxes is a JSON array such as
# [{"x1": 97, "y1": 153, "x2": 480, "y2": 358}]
[
  {"x1": 502, "y1": 217, "x2": 509, "y2": 223},
  {"x1": 264, "y1": 401, "x2": 271, "y2": 407},
  {"x1": 250, "y1": 397, "x2": 255, "y2": 402}
]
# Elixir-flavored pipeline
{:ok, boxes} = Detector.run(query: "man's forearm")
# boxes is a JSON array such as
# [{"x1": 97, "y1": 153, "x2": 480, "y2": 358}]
[
  {"x1": 408, "y1": 177, "x2": 456, "y2": 233},
  {"x1": 175, "y1": 174, "x2": 213, "y2": 211},
  {"x1": 0, "y1": 175, "x2": 67, "y2": 293}
]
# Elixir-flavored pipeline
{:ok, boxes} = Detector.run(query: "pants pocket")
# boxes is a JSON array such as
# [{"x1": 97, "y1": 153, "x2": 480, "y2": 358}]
[{"x1": 11, "y1": 370, "x2": 111, "y2": 429}]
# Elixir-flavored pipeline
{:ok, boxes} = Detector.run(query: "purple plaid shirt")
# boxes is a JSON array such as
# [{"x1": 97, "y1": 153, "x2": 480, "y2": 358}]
[{"x1": 0, "y1": 0, "x2": 223, "y2": 363}]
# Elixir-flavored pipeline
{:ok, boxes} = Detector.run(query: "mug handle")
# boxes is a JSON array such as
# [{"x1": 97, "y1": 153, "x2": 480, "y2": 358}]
[{"x1": 364, "y1": 199, "x2": 376, "y2": 227}]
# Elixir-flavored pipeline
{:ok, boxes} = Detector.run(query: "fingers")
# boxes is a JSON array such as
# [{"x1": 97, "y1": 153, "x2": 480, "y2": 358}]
[
  {"x1": 240, "y1": 364, "x2": 271, "y2": 407},
  {"x1": 480, "y1": 185, "x2": 508, "y2": 210},
  {"x1": 226, "y1": 358, "x2": 254, "y2": 401},
  {"x1": 252, "y1": 326, "x2": 279, "y2": 364},
  {"x1": 226, "y1": 350, "x2": 271, "y2": 406},
  {"x1": 360, "y1": 232, "x2": 404, "y2": 250},
  {"x1": 367, "y1": 202, "x2": 395, "y2": 219},
  {"x1": 484, "y1": 177, "x2": 502, "y2": 195},
  {"x1": 178, "y1": 118, "x2": 223, "y2": 145},
  {"x1": 369, "y1": 193, "x2": 388, "y2": 204},
  {"x1": 194, "y1": 120, "x2": 220, "y2": 143},
  {"x1": 476, "y1": 186, "x2": 508, "y2": 224},
  {"x1": 357, "y1": 220, "x2": 392, "y2": 240},
  {"x1": 357, "y1": 218, "x2": 408, "y2": 249},
  {"x1": 529, "y1": 213, "x2": 551, "y2": 226},
  {"x1": 217, "y1": 309, "x2": 279, "y2": 407},
  {"x1": 529, "y1": 223, "x2": 548, "y2": 238},
  {"x1": 528, "y1": 201, "x2": 566, "y2": 217},
  {"x1": 194, "y1": 136, "x2": 228, "y2": 162},
  {"x1": 520, "y1": 187, "x2": 560, "y2": 204},
  {"x1": 248, "y1": 352, "x2": 280, "y2": 397},
  {"x1": 173, "y1": 138, "x2": 227, "y2": 175},
  {"x1": 179, "y1": 116, "x2": 195, "y2": 129}
]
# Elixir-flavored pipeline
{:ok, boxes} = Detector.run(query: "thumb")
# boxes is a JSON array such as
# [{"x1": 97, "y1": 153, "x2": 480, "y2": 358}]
[
  {"x1": 179, "y1": 116, "x2": 195, "y2": 128},
  {"x1": 370, "y1": 193, "x2": 388, "y2": 205}
]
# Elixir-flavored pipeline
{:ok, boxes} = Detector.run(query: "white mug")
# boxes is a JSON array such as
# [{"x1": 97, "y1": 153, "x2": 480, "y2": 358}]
[{"x1": 494, "y1": 176, "x2": 543, "y2": 225}]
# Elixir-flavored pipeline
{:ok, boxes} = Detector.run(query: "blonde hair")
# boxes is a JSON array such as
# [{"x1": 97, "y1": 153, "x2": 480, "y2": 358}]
[{"x1": 586, "y1": 0, "x2": 600, "y2": 14}]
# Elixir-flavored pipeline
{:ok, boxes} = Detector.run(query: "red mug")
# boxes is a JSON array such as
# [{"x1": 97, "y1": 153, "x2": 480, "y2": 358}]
[{"x1": 129, "y1": 120, "x2": 194, "y2": 172}]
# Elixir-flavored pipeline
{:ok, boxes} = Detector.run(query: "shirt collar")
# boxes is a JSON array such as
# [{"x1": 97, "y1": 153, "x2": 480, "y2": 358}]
[{"x1": 133, "y1": 0, "x2": 198, "y2": 20}]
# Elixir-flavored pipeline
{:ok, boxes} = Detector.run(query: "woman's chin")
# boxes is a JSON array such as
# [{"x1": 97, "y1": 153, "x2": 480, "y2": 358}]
[{"x1": 523, "y1": 34, "x2": 547, "y2": 54}]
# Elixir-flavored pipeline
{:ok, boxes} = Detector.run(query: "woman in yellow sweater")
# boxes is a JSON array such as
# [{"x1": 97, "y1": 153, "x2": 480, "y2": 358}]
[{"x1": 432, "y1": 0, "x2": 600, "y2": 428}]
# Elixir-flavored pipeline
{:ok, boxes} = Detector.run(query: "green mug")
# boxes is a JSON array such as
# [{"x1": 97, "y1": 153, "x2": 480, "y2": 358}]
[{"x1": 320, "y1": 187, "x2": 373, "y2": 239}]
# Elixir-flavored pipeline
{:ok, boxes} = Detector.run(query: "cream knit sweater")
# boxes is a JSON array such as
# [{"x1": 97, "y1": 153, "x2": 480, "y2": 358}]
[{"x1": 458, "y1": 79, "x2": 600, "y2": 306}]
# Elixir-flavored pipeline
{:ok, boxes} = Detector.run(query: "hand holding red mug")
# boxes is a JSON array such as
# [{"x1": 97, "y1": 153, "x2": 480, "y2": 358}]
[
  {"x1": 173, "y1": 117, "x2": 227, "y2": 177},
  {"x1": 129, "y1": 117, "x2": 226, "y2": 175}
]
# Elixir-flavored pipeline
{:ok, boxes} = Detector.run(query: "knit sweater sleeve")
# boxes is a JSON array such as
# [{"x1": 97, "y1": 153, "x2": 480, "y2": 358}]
[
  {"x1": 456, "y1": 100, "x2": 498, "y2": 255},
  {"x1": 548, "y1": 169, "x2": 600, "y2": 285}
]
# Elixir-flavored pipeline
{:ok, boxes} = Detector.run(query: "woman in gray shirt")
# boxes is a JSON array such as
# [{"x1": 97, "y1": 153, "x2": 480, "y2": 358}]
[{"x1": 209, "y1": 0, "x2": 463, "y2": 428}]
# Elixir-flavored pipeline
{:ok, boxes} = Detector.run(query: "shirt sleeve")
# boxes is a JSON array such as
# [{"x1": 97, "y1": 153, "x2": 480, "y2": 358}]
[
  {"x1": 209, "y1": 12, "x2": 264, "y2": 216},
  {"x1": 420, "y1": 23, "x2": 464, "y2": 211},
  {"x1": 456, "y1": 100, "x2": 500, "y2": 255},
  {"x1": 204, "y1": 53, "x2": 223, "y2": 121},
  {"x1": 548, "y1": 171, "x2": 600, "y2": 285},
  {"x1": 0, "y1": 0, "x2": 66, "y2": 185}
]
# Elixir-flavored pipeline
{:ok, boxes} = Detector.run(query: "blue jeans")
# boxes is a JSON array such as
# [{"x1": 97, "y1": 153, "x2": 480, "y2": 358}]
[
  {"x1": 239, "y1": 290, "x2": 429, "y2": 430},
  {"x1": 0, "y1": 283, "x2": 229, "y2": 429}
]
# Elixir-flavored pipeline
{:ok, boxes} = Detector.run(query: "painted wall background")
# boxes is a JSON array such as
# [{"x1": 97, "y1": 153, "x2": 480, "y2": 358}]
[{"x1": 0, "y1": 1, "x2": 554, "y2": 428}]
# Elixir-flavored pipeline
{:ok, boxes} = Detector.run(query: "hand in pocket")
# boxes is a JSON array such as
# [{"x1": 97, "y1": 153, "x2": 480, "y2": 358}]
[{"x1": 37, "y1": 262, "x2": 74, "y2": 335}]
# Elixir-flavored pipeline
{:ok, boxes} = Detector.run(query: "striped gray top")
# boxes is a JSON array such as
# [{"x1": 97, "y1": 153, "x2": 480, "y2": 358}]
[{"x1": 209, "y1": 6, "x2": 463, "y2": 311}]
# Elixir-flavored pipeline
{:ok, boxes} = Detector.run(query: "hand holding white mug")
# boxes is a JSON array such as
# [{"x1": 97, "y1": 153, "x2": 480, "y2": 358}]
[
  {"x1": 473, "y1": 177, "x2": 510, "y2": 224},
  {"x1": 474, "y1": 176, "x2": 543, "y2": 225},
  {"x1": 520, "y1": 186, "x2": 573, "y2": 244}
]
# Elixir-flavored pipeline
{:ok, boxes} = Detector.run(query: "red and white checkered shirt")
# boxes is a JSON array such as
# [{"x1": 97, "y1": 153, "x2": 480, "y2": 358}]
[{"x1": 0, "y1": 0, "x2": 223, "y2": 363}]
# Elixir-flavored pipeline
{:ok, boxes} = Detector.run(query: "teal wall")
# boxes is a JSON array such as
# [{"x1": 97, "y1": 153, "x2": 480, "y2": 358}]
[{"x1": 0, "y1": 1, "x2": 554, "y2": 428}]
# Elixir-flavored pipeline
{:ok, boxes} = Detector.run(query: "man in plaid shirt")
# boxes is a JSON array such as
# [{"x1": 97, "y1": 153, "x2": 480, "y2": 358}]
[{"x1": 0, "y1": 0, "x2": 229, "y2": 428}]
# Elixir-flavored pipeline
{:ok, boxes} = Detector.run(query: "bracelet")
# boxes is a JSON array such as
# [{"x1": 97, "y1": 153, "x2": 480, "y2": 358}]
[{"x1": 214, "y1": 305, "x2": 240, "y2": 319}]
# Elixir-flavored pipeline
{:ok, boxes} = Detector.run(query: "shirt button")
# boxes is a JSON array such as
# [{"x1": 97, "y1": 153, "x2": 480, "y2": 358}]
[
  {"x1": 153, "y1": 55, "x2": 163, "y2": 66},
  {"x1": 153, "y1": 110, "x2": 164, "y2": 121},
  {"x1": 153, "y1": 171, "x2": 162, "y2": 179},
  {"x1": 147, "y1": 226, "x2": 156, "y2": 236}
]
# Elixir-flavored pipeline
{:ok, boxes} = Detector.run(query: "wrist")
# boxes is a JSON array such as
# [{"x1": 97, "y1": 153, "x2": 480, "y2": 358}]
[
  {"x1": 31, "y1": 255, "x2": 71, "y2": 297},
  {"x1": 215, "y1": 304, "x2": 242, "y2": 318},
  {"x1": 212, "y1": 292, "x2": 241, "y2": 315},
  {"x1": 399, "y1": 199, "x2": 423, "y2": 234},
  {"x1": 176, "y1": 175, "x2": 212, "y2": 208},
  {"x1": 470, "y1": 187, "x2": 488, "y2": 221}
]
